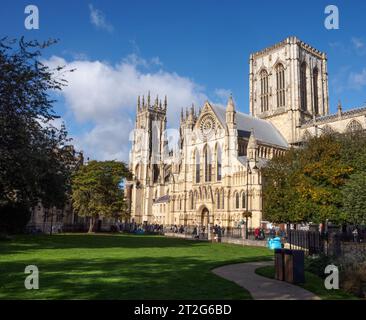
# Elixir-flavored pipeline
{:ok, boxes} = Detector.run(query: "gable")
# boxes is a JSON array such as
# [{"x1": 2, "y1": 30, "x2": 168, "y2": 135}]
[{"x1": 193, "y1": 101, "x2": 225, "y2": 132}]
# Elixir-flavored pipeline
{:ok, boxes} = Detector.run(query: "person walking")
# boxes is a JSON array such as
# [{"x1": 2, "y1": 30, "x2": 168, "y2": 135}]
[
  {"x1": 269, "y1": 227, "x2": 276, "y2": 239},
  {"x1": 254, "y1": 227, "x2": 260, "y2": 240}
]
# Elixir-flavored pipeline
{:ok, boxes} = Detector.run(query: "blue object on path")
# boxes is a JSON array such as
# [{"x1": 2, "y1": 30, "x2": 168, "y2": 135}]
[{"x1": 267, "y1": 237, "x2": 282, "y2": 250}]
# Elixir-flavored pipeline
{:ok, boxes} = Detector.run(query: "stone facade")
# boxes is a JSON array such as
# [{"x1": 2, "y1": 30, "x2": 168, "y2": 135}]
[
  {"x1": 27, "y1": 201, "x2": 76, "y2": 233},
  {"x1": 128, "y1": 36, "x2": 366, "y2": 230},
  {"x1": 249, "y1": 36, "x2": 329, "y2": 144}
]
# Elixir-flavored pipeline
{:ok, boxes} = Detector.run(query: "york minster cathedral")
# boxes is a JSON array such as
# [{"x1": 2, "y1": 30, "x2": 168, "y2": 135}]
[{"x1": 126, "y1": 36, "x2": 366, "y2": 229}]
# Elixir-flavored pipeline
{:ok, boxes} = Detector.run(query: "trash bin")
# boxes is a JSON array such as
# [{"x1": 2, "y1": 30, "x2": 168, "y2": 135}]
[
  {"x1": 274, "y1": 248, "x2": 285, "y2": 281},
  {"x1": 284, "y1": 249, "x2": 305, "y2": 284}
]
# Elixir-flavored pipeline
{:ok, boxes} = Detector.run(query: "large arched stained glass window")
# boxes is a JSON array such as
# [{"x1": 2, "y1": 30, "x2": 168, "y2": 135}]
[
  {"x1": 204, "y1": 145, "x2": 212, "y2": 182},
  {"x1": 216, "y1": 191, "x2": 220, "y2": 209},
  {"x1": 276, "y1": 64, "x2": 285, "y2": 108},
  {"x1": 216, "y1": 144, "x2": 222, "y2": 181},
  {"x1": 242, "y1": 192, "x2": 246, "y2": 209},
  {"x1": 346, "y1": 120, "x2": 363, "y2": 133},
  {"x1": 195, "y1": 149, "x2": 200, "y2": 183},
  {"x1": 260, "y1": 70, "x2": 269, "y2": 112},
  {"x1": 300, "y1": 62, "x2": 307, "y2": 111},
  {"x1": 313, "y1": 67, "x2": 319, "y2": 115}
]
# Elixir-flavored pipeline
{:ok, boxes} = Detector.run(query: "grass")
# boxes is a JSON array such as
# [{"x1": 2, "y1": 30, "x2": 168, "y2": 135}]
[
  {"x1": 255, "y1": 265, "x2": 359, "y2": 300},
  {"x1": 0, "y1": 233, "x2": 272, "y2": 300}
]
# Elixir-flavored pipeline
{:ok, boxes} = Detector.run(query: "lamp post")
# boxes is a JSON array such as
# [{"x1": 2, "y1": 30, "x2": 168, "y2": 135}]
[
  {"x1": 245, "y1": 160, "x2": 252, "y2": 239},
  {"x1": 243, "y1": 211, "x2": 252, "y2": 239}
]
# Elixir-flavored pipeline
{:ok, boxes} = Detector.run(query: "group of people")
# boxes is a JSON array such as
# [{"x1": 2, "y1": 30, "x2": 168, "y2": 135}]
[
  {"x1": 253, "y1": 226, "x2": 286, "y2": 240},
  {"x1": 170, "y1": 225, "x2": 186, "y2": 234},
  {"x1": 114, "y1": 222, "x2": 164, "y2": 234}
]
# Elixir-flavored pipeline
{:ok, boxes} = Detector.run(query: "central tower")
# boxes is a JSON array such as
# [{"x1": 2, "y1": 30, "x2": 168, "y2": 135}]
[{"x1": 249, "y1": 36, "x2": 329, "y2": 144}]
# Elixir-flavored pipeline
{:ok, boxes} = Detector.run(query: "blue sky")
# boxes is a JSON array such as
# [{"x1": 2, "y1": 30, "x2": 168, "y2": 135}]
[{"x1": 2, "y1": 0, "x2": 366, "y2": 160}]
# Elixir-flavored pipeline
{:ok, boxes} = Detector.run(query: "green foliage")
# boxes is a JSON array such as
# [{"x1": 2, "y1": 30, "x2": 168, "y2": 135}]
[
  {"x1": 262, "y1": 149, "x2": 304, "y2": 222},
  {"x1": 0, "y1": 37, "x2": 78, "y2": 219},
  {"x1": 71, "y1": 161, "x2": 131, "y2": 232},
  {"x1": 262, "y1": 132, "x2": 366, "y2": 224},
  {"x1": 342, "y1": 171, "x2": 366, "y2": 225},
  {"x1": 304, "y1": 254, "x2": 334, "y2": 279}
]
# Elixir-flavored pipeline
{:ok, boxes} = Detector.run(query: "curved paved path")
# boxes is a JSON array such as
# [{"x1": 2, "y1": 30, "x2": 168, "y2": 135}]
[{"x1": 212, "y1": 261, "x2": 320, "y2": 300}]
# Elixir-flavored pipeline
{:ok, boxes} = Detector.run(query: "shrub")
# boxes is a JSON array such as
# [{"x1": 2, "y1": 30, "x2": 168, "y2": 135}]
[
  {"x1": 340, "y1": 261, "x2": 366, "y2": 298},
  {"x1": 305, "y1": 254, "x2": 335, "y2": 278},
  {"x1": 338, "y1": 251, "x2": 366, "y2": 298}
]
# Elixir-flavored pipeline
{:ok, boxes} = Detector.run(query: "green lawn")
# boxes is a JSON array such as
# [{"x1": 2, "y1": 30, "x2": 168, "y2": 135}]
[
  {"x1": 0, "y1": 233, "x2": 272, "y2": 299},
  {"x1": 255, "y1": 265, "x2": 358, "y2": 300}
]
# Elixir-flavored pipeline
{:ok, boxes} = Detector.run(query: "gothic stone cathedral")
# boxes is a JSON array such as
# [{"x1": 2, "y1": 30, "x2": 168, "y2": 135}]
[{"x1": 127, "y1": 36, "x2": 366, "y2": 229}]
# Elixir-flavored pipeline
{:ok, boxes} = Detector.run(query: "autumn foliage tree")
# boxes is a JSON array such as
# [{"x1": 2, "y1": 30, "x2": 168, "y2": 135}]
[
  {"x1": 71, "y1": 160, "x2": 131, "y2": 233},
  {"x1": 262, "y1": 132, "x2": 366, "y2": 225}
]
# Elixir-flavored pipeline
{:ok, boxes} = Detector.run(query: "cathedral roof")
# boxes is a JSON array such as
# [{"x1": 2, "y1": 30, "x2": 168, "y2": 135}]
[
  {"x1": 210, "y1": 105, "x2": 289, "y2": 148},
  {"x1": 302, "y1": 105, "x2": 366, "y2": 127}
]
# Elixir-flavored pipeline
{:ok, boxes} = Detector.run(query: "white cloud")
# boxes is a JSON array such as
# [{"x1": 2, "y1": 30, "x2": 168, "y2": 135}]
[
  {"x1": 75, "y1": 120, "x2": 134, "y2": 161},
  {"x1": 351, "y1": 37, "x2": 364, "y2": 49},
  {"x1": 351, "y1": 37, "x2": 366, "y2": 56},
  {"x1": 214, "y1": 88, "x2": 231, "y2": 103},
  {"x1": 45, "y1": 55, "x2": 209, "y2": 162},
  {"x1": 348, "y1": 68, "x2": 366, "y2": 89},
  {"x1": 88, "y1": 4, "x2": 114, "y2": 32}
]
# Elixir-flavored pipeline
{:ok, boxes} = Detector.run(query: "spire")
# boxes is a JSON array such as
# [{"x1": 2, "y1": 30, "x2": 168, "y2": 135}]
[
  {"x1": 142, "y1": 95, "x2": 145, "y2": 109},
  {"x1": 226, "y1": 93, "x2": 235, "y2": 112},
  {"x1": 137, "y1": 95, "x2": 141, "y2": 112},
  {"x1": 164, "y1": 95, "x2": 167, "y2": 110},
  {"x1": 147, "y1": 91, "x2": 151, "y2": 107},
  {"x1": 180, "y1": 108, "x2": 184, "y2": 121},
  {"x1": 248, "y1": 128, "x2": 258, "y2": 161},
  {"x1": 337, "y1": 100, "x2": 342, "y2": 117},
  {"x1": 248, "y1": 128, "x2": 257, "y2": 149},
  {"x1": 155, "y1": 95, "x2": 159, "y2": 108},
  {"x1": 226, "y1": 93, "x2": 236, "y2": 127}
]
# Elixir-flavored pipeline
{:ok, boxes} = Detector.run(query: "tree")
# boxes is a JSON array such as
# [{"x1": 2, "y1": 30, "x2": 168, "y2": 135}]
[
  {"x1": 0, "y1": 37, "x2": 77, "y2": 233},
  {"x1": 339, "y1": 130, "x2": 366, "y2": 172},
  {"x1": 262, "y1": 134, "x2": 353, "y2": 225},
  {"x1": 71, "y1": 161, "x2": 131, "y2": 233},
  {"x1": 295, "y1": 134, "x2": 352, "y2": 224},
  {"x1": 342, "y1": 172, "x2": 366, "y2": 225},
  {"x1": 262, "y1": 147, "x2": 310, "y2": 224}
]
